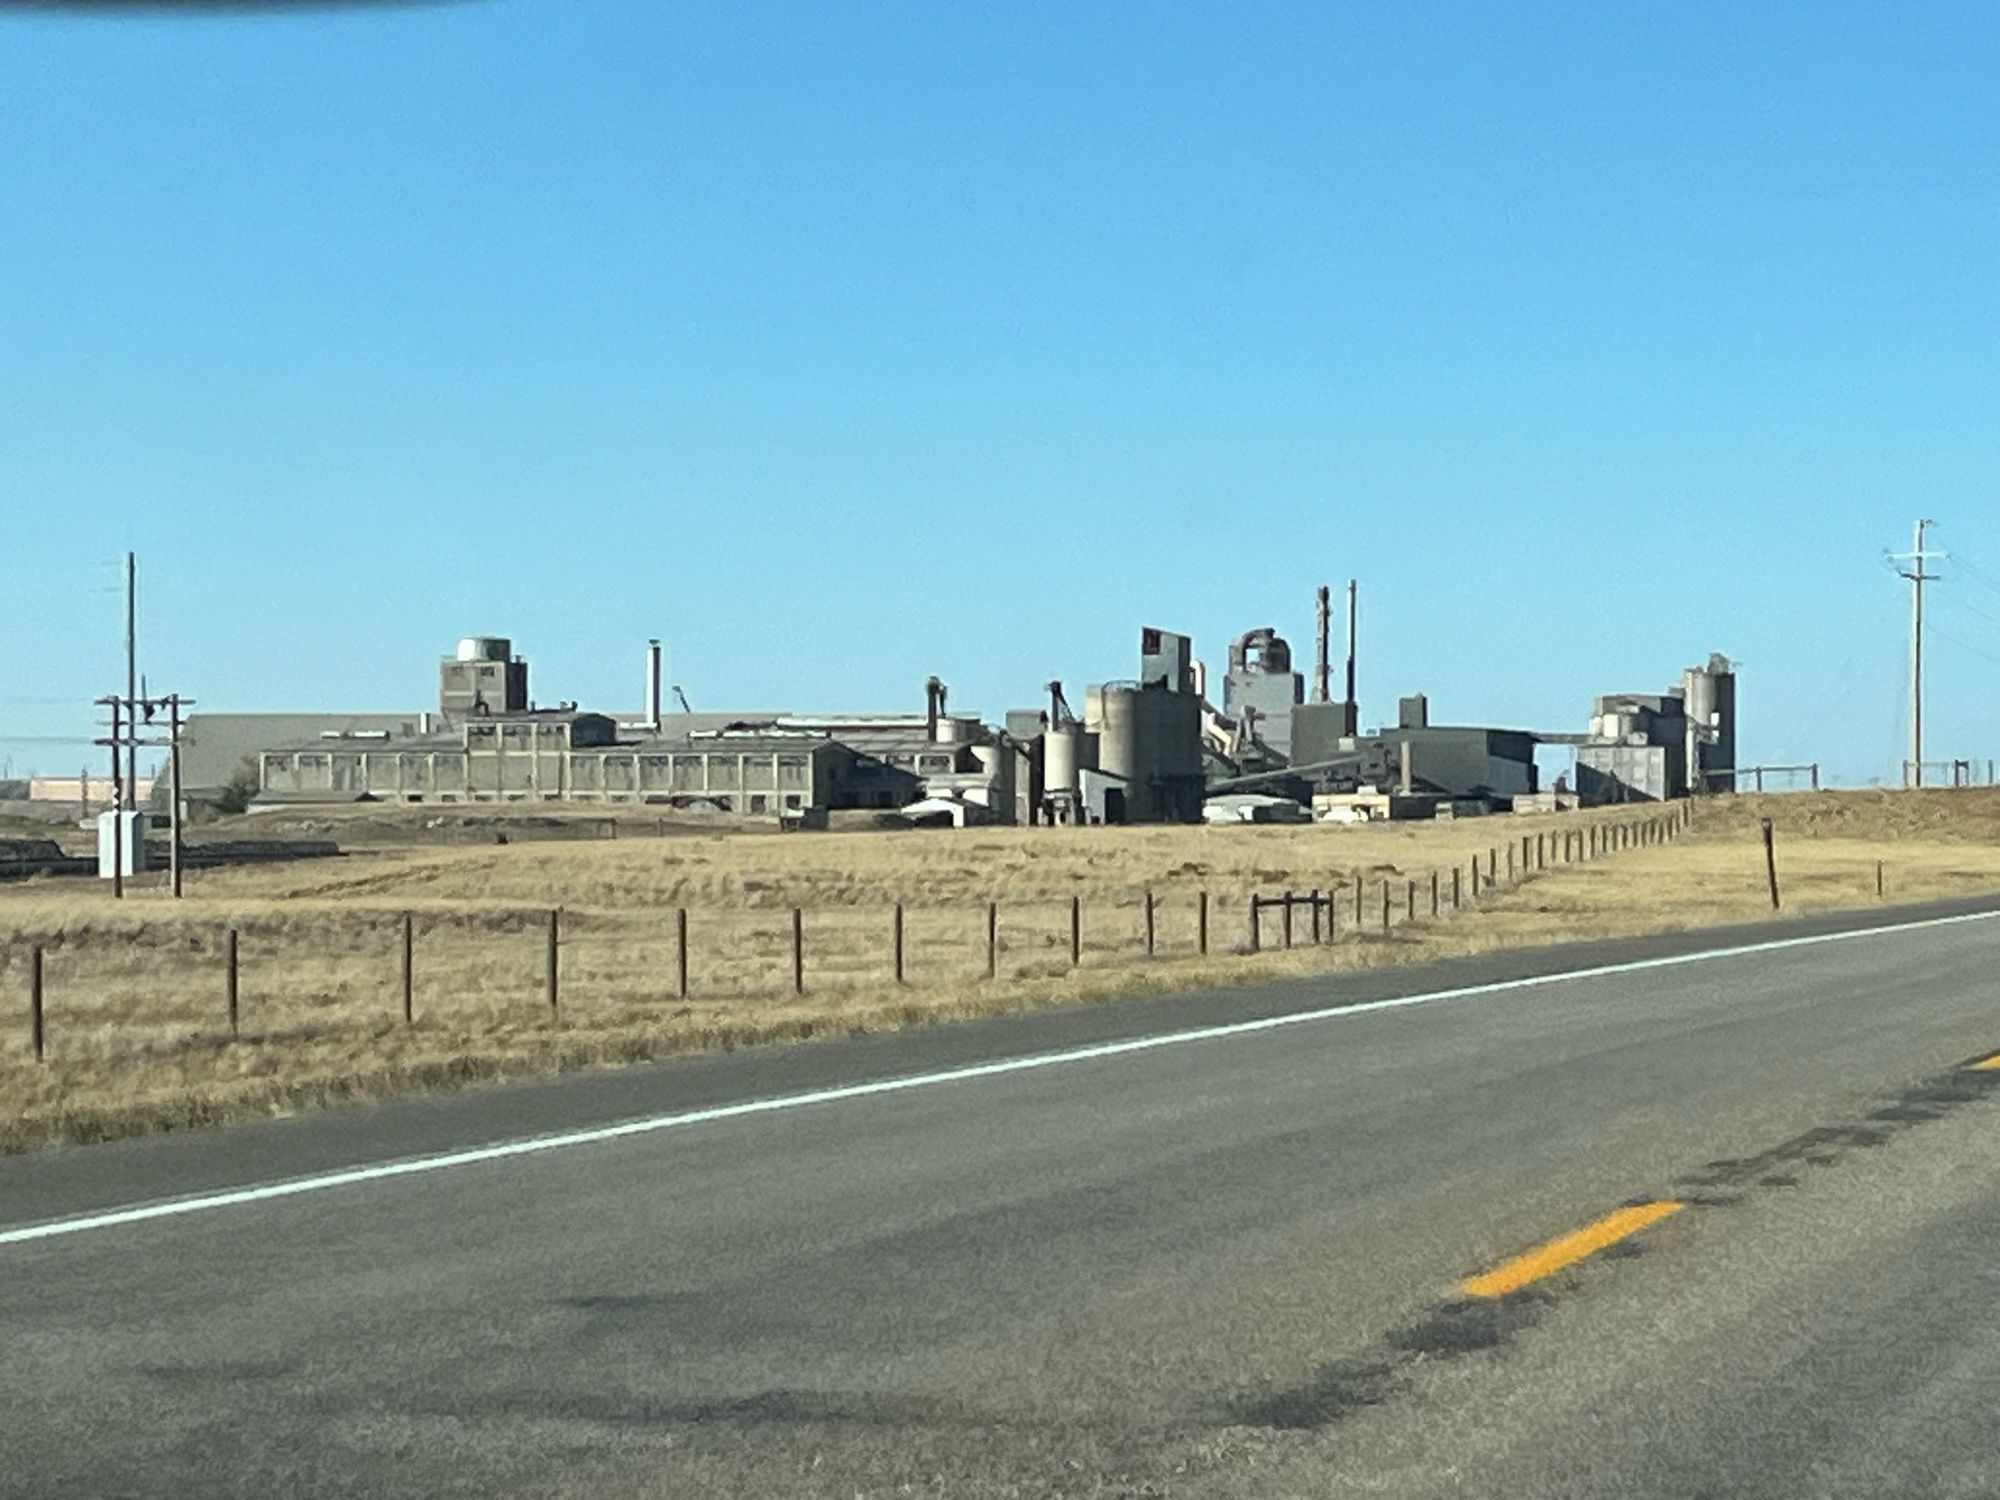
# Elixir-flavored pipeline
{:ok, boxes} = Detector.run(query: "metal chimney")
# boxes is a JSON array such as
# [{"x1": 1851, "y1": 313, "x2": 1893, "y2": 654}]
[
  {"x1": 645, "y1": 640, "x2": 663, "y2": 729},
  {"x1": 925, "y1": 676, "x2": 947, "y2": 741},
  {"x1": 1342, "y1": 579, "x2": 1360, "y2": 735},
  {"x1": 1313, "y1": 584, "x2": 1331, "y2": 704}
]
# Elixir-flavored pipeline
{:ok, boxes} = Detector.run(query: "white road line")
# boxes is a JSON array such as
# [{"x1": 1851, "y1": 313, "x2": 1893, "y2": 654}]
[{"x1": 5, "y1": 907, "x2": 1997, "y2": 1248}]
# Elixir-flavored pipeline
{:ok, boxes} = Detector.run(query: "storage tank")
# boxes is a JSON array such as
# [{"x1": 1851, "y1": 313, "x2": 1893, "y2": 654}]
[
  {"x1": 1045, "y1": 726, "x2": 1083, "y2": 797},
  {"x1": 457, "y1": 636, "x2": 512, "y2": 663},
  {"x1": 1096, "y1": 685, "x2": 1142, "y2": 786}
]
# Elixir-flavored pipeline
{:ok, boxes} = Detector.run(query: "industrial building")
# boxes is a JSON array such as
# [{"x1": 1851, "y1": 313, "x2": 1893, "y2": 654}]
[
  {"x1": 1021, "y1": 628, "x2": 1205, "y2": 825},
  {"x1": 1573, "y1": 654, "x2": 1737, "y2": 803},
  {"x1": 246, "y1": 637, "x2": 1030, "y2": 825},
  {"x1": 197, "y1": 593, "x2": 1734, "y2": 829}
]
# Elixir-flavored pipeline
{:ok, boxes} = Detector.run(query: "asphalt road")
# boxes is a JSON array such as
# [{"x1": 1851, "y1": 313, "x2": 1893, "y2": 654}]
[{"x1": 7, "y1": 898, "x2": 2000, "y2": 1497}]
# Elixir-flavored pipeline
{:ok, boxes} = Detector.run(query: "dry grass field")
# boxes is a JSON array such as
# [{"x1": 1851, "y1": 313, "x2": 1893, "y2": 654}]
[{"x1": 3, "y1": 789, "x2": 1999, "y2": 1154}]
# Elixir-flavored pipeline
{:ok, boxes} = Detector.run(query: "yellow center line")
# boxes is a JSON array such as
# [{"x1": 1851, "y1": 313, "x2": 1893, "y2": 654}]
[
  {"x1": 1461, "y1": 1200, "x2": 1684, "y2": 1299},
  {"x1": 1968, "y1": 1053, "x2": 2000, "y2": 1071}
]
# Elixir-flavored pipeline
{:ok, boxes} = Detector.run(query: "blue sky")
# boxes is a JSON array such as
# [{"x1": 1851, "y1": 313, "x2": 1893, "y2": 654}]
[{"x1": 1, "y1": 2, "x2": 1994, "y2": 784}]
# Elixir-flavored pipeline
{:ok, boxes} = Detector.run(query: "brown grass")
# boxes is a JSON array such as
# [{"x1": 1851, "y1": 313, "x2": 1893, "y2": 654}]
[{"x1": 4, "y1": 790, "x2": 1999, "y2": 1155}]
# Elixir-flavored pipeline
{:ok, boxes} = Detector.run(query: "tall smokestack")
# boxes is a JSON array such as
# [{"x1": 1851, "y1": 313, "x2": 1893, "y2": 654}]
[
  {"x1": 645, "y1": 639, "x2": 662, "y2": 728},
  {"x1": 1313, "y1": 585, "x2": 1331, "y2": 704},
  {"x1": 1343, "y1": 579, "x2": 1359, "y2": 736},
  {"x1": 926, "y1": 676, "x2": 947, "y2": 741}
]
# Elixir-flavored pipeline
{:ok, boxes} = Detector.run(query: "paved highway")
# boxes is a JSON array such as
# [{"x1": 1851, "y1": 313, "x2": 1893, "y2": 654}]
[{"x1": 6, "y1": 899, "x2": 2000, "y2": 1497}]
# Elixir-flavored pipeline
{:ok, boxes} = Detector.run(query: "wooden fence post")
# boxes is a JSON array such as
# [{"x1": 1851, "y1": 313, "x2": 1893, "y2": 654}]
[
  {"x1": 986, "y1": 901, "x2": 998, "y2": 979},
  {"x1": 1282, "y1": 892, "x2": 1295, "y2": 949},
  {"x1": 227, "y1": 928, "x2": 240, "y2": 1038},
  {"x1": 401, "y1": 913, "x2": 413, "y2": 1025},
  {"x1": 1198, "y1": 891, "x2": 1209, "y2": 955},
  {"x1": 546, "y1": 909, "x2": 560, "y2": 1014},
  {"x1": 1353, "y1": 874, "x2": 1364, "y2": 927},
  {"x1": 1070, "y1": 896, "x2": 1081, "y2": 967},
  {"x1": 893, "y1": 902, "x2": 905, "y2": 984},
  {"x1": 1310, "y1": 888, "x2": 1323, "y2": 944},
  {"x1": 1452, "y1": 866, "x2": 1461, "y2": 908},
  {"x1": 792, "y1": 907, "x2": 805, "y2": 994},
  {"x1": 1248, "y1": 897, "x2": 1261, "y2": 953},
  {"x1": 1145, "y1": 890, "x2": 1156, "y2": 957},
  {"x1": 1761, "y1": 819, "x2": 1781, "y2": 910},
  {"x1": 29, "y1": 945, "x2": 44, "y2": 1063},
  {"x1": 1406, "y1": 879, "x2": 1416, "y2": 922},
  {"x1": 677, "y1": 907, "x2": 689, "y2": 998},
  {"x1": 1431, "y1": 870, "x2": 1440, "y2": 916},
  {"x1": 1381, "y1": 880, "x2": 1391, "y2": 933},
  {"x1": 1875, "y1": 861, "x2": 1884, "y2": 899}
]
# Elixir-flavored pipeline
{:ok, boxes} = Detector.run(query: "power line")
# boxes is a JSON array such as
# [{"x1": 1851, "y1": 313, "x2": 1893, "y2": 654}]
[
  {"x1": 1926, "y1": 622, "x2": 2000, "y2": 672},
  {"x1": 1933, "y1": 588, "x2": 2000, "y2": 639}
]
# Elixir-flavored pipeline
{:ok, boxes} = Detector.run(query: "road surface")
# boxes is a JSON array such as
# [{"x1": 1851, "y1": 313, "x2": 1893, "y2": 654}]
[{"x1": 6, "y1": 898, "x2": 2000, "y2": 1497}]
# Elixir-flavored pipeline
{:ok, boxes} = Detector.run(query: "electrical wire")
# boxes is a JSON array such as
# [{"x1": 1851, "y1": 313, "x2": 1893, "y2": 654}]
[
  {"x1": 1925, "y1": 622, "x2": 2000, "y2": 671},
  {"x1": 1949, "y1": 550, "x2": 2000, "y2": 605}
]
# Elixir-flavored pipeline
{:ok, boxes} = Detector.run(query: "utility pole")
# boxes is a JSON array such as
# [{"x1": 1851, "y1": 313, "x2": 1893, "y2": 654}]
[
  {"x1": 167, "y1": 695, "x2": 185, "y2": 898},
  {"x1": 1893, "y1": 520, "x2": 1942, "y2": 788},
  {"x1": 124, "y1": 550, "x2": 138, "y2": 811}
]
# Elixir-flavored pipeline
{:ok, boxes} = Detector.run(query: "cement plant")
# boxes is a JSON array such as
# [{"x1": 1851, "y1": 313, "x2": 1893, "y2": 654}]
[{"x1": 156, "y1": 583, "x2": 1737, "y2": 830}]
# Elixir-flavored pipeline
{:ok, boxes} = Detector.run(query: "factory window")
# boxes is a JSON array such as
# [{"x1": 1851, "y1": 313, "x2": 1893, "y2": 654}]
[
  {"x1": 749, "y1": 794, "x2": 768, "y2": 813},
  {"x1": 708, "y1": 757, "x2": 741, "y2": 789},
  {"x1": 743, "y1": 757, "x2": 774, "y2": 789},
  {"x1": 777, "y1": 756, "x2": 808, "y2": 788},
  {"x1": 570, "y1": 757, "x2": 599, "y2": 789},
  {"x1": 638, "y1": 755, "x2": 670, "y2": 791},
  {"x1": 784, "y1": 793, "x2": 803, "y2": 810},
  {"x1": 918, "y1": 753, "x2": 953, "y2": 773},
  {"x1": 671, "y1": 757, "x2": 703, "y2": 790}
]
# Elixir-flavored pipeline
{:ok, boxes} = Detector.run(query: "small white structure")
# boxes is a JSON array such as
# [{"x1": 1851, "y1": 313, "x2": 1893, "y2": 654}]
[
  {"x1": 1203, "y1": 793, "x2": 1310, "y2": 825},
  {"x1": 96, "y1": 810, "x2": 147, "y2": 878}
]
